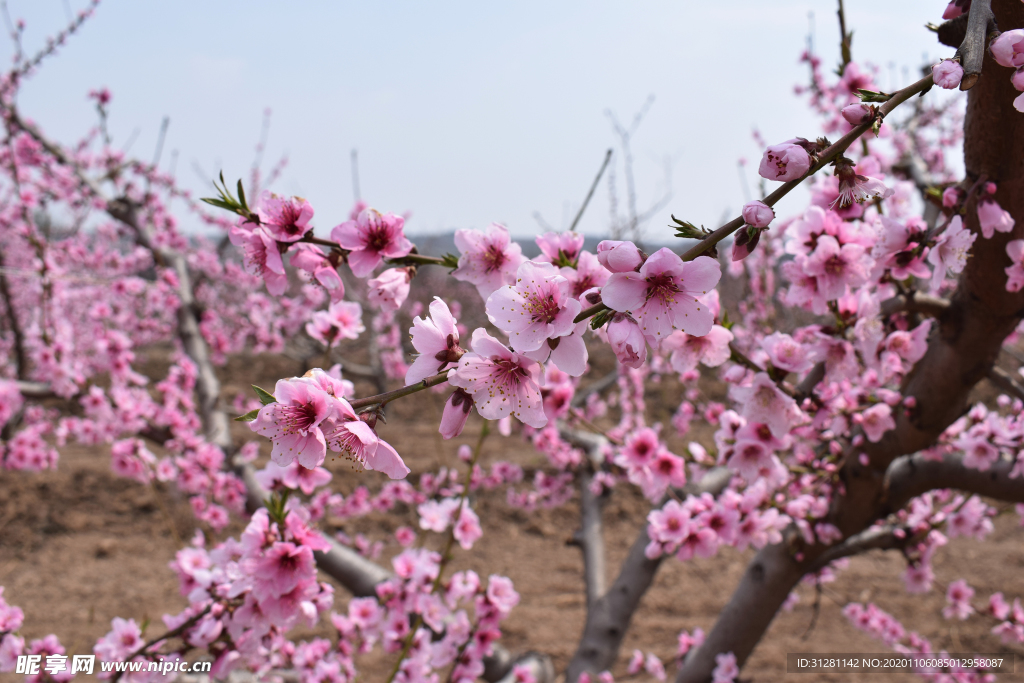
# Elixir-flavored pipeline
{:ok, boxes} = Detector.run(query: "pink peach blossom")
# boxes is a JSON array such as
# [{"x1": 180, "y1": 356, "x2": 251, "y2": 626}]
[
  {"x1": 406, "y1": 297, "x2": 463, "y2": 386},
  {"x1": 758, "y1": 140, "x2": 811, "y2": 182},
  {"x1": 731, "y1": 373, "x2": 801, "y2": 438},
  {"x1": 595, "y1": 239, "x2": 644, "y2": 273},
  {"x1": 841, "y1": 103, "x2": 872, "y2": 125},
  {"x1": 929, "y1": 216, "x2": 976, "y2": 290},
  {"x1": 601, "y1": 249, "x2": 722, "y2": 341},
  {"x1": 859, "y1": 404, "x2": 895, "y2": 443},
  {"x1": 535, "y1": 231, "x2": 584, "y2": 264},
  {"x1": 662, "y1": 325, "x2": 734, "y2": 374},
  {"x1": 448, "y1": 328, "x2": 547, "y2": 428},
  {"x1": 306, "y1": 300, "x2": 364, "y2": 346},
  {"x1": 439, "y1": 389, "x2": 473, "y2": 440},
  {"x1": 978, "y1": 198, "x2": 1015, "y2": 239},
  {"x1": 486, "y1": 261, "x2": 581, "y2": 352},
  {"x1": 563, "y1": 250, "x2": 610, "y2": 298},
  {"x1": 331, "y1": 208, "x2": 412, "y2": 277},
  {"x1": 606, "y1": 313, "x2": 648, "y2": 368},
  {"x1": 251, "y1": 378, "x2": 334, "y2": 469},
  {"x1": 452, "y1": 223, "x2": 524, "y2": 299},
  {"x1": 1005, "y1": 239, "x2": 1024, "y2": 292},
  {"x1": 742, "y1": 200, "x2": 774, "y2": 228},
  {"x1": 321, "y1": 398, "x2": 410, "y2": 479},
  {"x1": 233, "y1": 227, "x2": 288, "y2": 295},
  {"x1": 802, "y1": 234, "x2": 870, "y2": 300},
  {"x1": 991, "y1": 29, "x2": 1024, "y2": 68},
  {"x1": 367, "y1": 267, "x2": 412, "y2": 311},
  {"x1": 256, "y1": 192, "x2": 314, "y2": 243}
]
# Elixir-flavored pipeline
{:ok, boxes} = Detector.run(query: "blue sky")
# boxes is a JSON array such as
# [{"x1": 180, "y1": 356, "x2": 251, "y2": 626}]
[{"x1": 5, "y1": 1, "x2": 951, "y2": 239}]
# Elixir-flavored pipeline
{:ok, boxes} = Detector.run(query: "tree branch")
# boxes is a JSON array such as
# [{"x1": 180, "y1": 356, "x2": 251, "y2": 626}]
[
  {"x1": 879, "y1": 291, "x2": 951, "y2": 318},
  {"x1": 566, "y1": 467, "x2": 733, "y2": 682},
  {"x1": 884, "y1": 451, "x2": 1024, "y2": 511},
  {"x1": 680, "y1": 73, "x2": 935, "y2": 263},
  {"x1": 987, "y1": 365, "x2": 1024, "y2": 401},
  {"x1": 804, "y1": 525, "x2": 908, "y2": 575},
  {"x1": 679, "y1": 6, "x2": 1024, "y2": 676},
  {"x1": 956, "y1": 0, "x2": 996, "y2": 91},
  {"x1": 575, "y1": 468, "x2": 607, "y2": 610}
]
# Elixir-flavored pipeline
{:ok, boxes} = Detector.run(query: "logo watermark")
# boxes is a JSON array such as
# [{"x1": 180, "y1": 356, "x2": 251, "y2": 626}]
[{"x1": 16, "y1": 654, "x2": 212, "y2": 676}]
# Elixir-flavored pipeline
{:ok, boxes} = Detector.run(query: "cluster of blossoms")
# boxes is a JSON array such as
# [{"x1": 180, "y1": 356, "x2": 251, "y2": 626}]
[{"x1": 6, "y1": 4, "x2": 1024, "y2": 683}]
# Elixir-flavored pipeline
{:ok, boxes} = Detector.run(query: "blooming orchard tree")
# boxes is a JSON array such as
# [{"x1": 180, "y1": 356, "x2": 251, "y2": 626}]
[{"x1": 2, "y1": 1, "x2": 1024, "y2": 682}]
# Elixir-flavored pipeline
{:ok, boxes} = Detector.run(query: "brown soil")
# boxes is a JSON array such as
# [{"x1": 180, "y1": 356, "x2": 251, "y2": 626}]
[{"x1": 2, "y1": 345, "x2": 1023, "y2": 682}]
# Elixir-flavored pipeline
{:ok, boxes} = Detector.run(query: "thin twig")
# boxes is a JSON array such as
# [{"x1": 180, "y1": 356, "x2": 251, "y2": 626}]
[
  {"x1": 680, "y1": 73, "x2": 935, "y2": 263},
  {"x1": 567, "y1": 149, "x2": 614, "y2": 233}
]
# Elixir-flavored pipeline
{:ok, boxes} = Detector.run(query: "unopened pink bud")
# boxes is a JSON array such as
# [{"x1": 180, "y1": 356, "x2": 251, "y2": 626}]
[
  {"x1": 741, "y1": 200, "x2": 774, "y2": 228},
  {"x1": 932, "y1": 60, "x2": 964, "y2": 90},
  {"x1": 841, "y1": 103, "x2": 872, "y2": 125},
  {"x1": 439, "y1": 389, "x2": 473, "y2": 440},
  {"x1": 595, "y1": 240, "x2": 643, "y2": 273},
  {"x1": 991, "y1": 29, "x2": 1024, "y2": 68},
  {"x1": 1012, "y1": 66, "x2": 1024, "y2": 92},
  {"x1": 985, "y1": 181, "x2": 998, "y2": 195},
  {"x1": 941, "y1": 187, "x2": 960, "y2": 208},
  {"x1": 758, "y1": 141, "x2": 811, "y2": 182}
]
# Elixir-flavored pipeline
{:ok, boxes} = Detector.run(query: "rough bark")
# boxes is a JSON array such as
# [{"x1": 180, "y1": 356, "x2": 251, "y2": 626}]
[{"x1": 677, "y1": 3, "x2": 1024, "y2": 680}]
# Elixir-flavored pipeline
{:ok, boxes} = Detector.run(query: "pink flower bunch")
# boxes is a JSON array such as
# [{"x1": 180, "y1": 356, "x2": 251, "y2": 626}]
[
  {"x1": 251, "y1": 371, "x2": 409, "y2": 478},
  {"x1": 305, "y1": 300, "x2": 364, "y2": 347},
  {"x1": 842, "y1": 603, "x2": 907, "y2": 646},
  {"x1": 337, "y1": 550, "x2": 518, "y2": 682},
  {"x1": 535, "y1": 230, "x2": 584, "y2": 264},
  {"x1": 613, "y1": 427, "x2": 686, "y2": 501}
]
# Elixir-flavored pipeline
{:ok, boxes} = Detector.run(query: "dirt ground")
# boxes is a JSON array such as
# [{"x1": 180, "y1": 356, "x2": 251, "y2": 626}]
[{"x1": 2, "y1": 345, "x2": 1023, "y2": 682}]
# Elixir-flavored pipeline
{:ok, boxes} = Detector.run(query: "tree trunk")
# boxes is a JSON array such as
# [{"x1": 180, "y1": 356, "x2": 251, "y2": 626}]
[{"x1": 677, "y1": 2, "x2": 1024, "y2": 680}]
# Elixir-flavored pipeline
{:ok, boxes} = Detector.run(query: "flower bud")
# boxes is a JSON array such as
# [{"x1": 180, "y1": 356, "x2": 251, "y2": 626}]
[
  {"x1": 758, "y1": 141, "x2": 811, "y2": 182},
  {"x1": 941, "y1": 186, "x2": 961, "y2": 208},
  {"x1": 606, "y1": 313, "x2": 647, "y2": 368},
  {"x1": 595, "y1": 240, "x2": 643, "y2": 273},
  {"x1": 731, "y1": 226, "x2": 762, "y2": 261},
  {"x1": 439, "y1": 389, "x2": 473, "y2": 440},
  {"x1": 932, "y1": 60, "x2": 964, "y2": 90},
  {"x1": 841, "y1": 103, "x2": 872, "y2": 125},
  {"x1": 991, "y1": 29, "x2": 1024, "y2": 68},
  {"x1": 741, "y1": 200, "x2": 774, "y2": 228}
]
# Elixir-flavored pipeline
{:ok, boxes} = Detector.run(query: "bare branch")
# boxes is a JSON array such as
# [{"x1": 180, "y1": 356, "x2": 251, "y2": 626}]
[
  {"x1": 879, "y1": 291, "x2": 951, "y2": 317},
  {"x1": 495, "y1": 653, "x2": 555, "y2": 683},
  {"x1": 805, "y1": 525, "x2": 907, "y2": 575},
  {"x1": 987, "y1": 366, "x2": 1024, "y2": 401},
  {"x1": 794, "y1": 361, "x2": 825, "y2": 402},
  {"x1": 885, "y1": 452, "x2": 1024, "y2": 511},
  {"x1": 575, "y1": 468, "x2": 607, "y2": 609},
  {"x1": 937, "y1": 13, "x2": 970, "y2": 48},
  {"x1": 571, "y1": 369, "x2": 618, "y2": 409},
  {"x1": 568, "y1": 149, "x2": 614, "y2": 233},
  {"x1": 956, "y1": 0, "x2": 996, "y2": 91}
]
